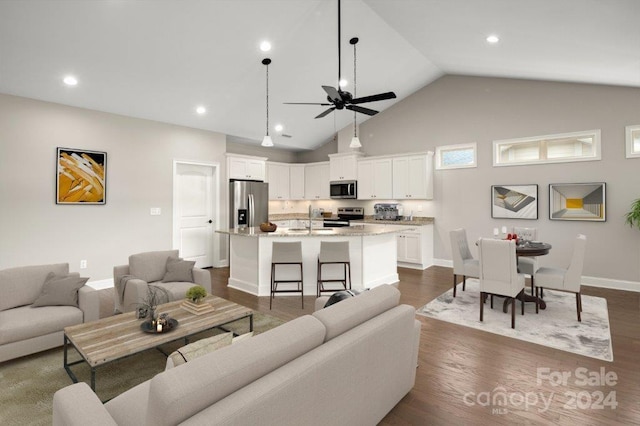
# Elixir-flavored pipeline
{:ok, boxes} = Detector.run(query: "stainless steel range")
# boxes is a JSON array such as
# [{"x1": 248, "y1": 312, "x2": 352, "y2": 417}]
[{"x1": 323, "y1": 207, "x2": 364, "y2": 227}]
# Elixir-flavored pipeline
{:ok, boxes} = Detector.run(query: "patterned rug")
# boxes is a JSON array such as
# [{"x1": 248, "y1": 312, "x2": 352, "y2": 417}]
[{"x1": 417, "y1": 279, "x2": 613, "y2": 362}]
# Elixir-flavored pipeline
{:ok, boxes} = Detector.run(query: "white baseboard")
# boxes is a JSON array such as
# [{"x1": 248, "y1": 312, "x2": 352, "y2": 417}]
[
  {"x1": 432, "y1": 258, "x2": 640, "y2": 293},
  {"x1": 87, "y1": 278, "x2": 114, "y2": 290}
]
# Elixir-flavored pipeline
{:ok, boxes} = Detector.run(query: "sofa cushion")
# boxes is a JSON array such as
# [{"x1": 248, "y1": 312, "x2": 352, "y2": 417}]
[
  {"x1": 145, "y1": 314, "x2": 326, "y2": 426},
  {"x1": 162, "y1": 258, "x2": 195, "y2": 283},
  {"x1": 165, "y1": 332, "x2": 233, "y2": 370},
  {"x1": 0, "y1": 263, "x2": 69, "y2": 311},
  {"x1": 32, "y1": 272, "x2": 89, "y2": 307},
  {"x1": 129, "y1": 250, "x2": 179, "y2": 283},
  {"x1": 0, "y1": 304, "x2": 83, "y2": 345},
  {"x1": 151, "y1": 281, "x2": 197, "y2": 302},
  {"x1": 312, "y1": 284, "x2": 400, "y2": 342}
]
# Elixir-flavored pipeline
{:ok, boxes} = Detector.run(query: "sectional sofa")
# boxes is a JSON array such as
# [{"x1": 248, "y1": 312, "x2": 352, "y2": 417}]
[
  {"x1": 0, "y1": 263, "x2": 100, "y2": 363},
  {"x1": 53, "y1": 284, "x2": 421, "y2": 425}
]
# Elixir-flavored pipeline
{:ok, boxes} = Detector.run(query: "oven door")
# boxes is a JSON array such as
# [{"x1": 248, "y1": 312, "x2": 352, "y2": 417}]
[{"x1": 323, "y1": 219, "x2": 350, "y2": 228}]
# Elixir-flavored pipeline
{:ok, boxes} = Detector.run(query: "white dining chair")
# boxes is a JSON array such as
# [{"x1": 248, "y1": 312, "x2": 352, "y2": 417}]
[
  {"x1": 513, "y1": 226, "x2": 538, "y2": 294},
  {"x1": 478, "y1": 238, "x2": 526, "y2": 329},
  {"x1": 534, "y1": 234, "x2": 587, "y2": 320},
  {"x1": 450, "y1": 229, "x2": 479, "y2": 297}
]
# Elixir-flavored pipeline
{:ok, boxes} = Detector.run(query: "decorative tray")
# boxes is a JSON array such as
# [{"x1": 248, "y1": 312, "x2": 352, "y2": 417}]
[{"x1": 140, "y1": 318, "x2": 178, "y2": 334}]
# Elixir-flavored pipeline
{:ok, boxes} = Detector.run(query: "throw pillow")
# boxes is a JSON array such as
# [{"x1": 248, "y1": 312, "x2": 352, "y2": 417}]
[
  {"x1": 232, "y1": 332, "x2": 254, "y2": 344},
  {"x1": 165, "y1": 332, "x2": 233, "y2": 369},
  {"x1": 32, "y1": 272, "x2": 89, "y2": 307},
  {"x1": 323, "y1": 289, "x2": 363, "y2": 308},
  {"x1": 162, "y1": 257, "x2": 195, "y2": 283}
]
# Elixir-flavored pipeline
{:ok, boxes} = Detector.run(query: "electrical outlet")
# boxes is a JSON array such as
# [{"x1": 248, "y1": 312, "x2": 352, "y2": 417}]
[
  {"x1": 417, "y1": 205, "x2": 423, "y2": 212},
  {"x1": 150, "y1": 207, "x2": 161, "y2": 215},
  {"x1": 80, "y1": 260, "x2": 87, "y2": 269}
]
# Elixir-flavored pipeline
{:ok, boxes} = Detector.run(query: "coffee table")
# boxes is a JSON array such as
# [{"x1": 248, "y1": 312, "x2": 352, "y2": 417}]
[{"x1": 63, "y1": 295, "x2": 253, "y2": 393}]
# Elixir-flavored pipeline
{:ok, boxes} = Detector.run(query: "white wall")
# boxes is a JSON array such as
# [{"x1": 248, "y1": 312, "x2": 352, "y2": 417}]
[
  {"x1": 357, "y1": 75, "x2": 640, "y2": 285},
  {"x1": 0, "y1": 94, "x2": 227, "y2": 281}
]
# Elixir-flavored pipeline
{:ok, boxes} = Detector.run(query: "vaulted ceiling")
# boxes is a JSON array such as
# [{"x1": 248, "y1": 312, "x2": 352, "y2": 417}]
[{"x1": 1, "y1": 0, "x2": 638, "y2": 151}]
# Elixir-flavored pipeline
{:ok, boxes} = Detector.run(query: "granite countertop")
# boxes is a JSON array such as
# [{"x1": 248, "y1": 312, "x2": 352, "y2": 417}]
[
  {"x1": 217, "y1": 223, "x2": 414, "y2": 237},
  {"x1": 269, "y1": 213, "x2": 434, "y2": 225}
]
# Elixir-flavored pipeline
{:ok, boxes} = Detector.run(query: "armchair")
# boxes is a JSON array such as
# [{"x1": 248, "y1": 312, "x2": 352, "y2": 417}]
[{"x1": 113, "y1": 250, "x2": 212, "y2": 313}]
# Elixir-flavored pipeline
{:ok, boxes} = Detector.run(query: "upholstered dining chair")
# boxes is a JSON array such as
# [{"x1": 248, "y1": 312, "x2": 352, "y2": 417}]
[
  {"x1": 450, "y1": 229, "x2": 479, "y2": 297},
  {"x1": 513, "y1": 226, "x2": 539, "y2": 294},
  {"x1": 478, "y1": 238, "x2": 526, "y2": 329},
  {"x1": 534, "y1": 234, "x2": 587, "y2": 321}
]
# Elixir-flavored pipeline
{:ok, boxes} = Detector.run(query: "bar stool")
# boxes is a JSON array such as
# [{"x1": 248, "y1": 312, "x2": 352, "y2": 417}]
[
  {"x1": 317, "y1": 241, "x2": 351, "y2": 297},
  {"x1": 270, "y1": 242, "x2": 304, "y2": 309}
]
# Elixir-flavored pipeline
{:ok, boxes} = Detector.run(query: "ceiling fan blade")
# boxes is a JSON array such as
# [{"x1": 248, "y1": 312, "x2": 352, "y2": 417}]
[
  {"x1": 315, "y1": 107, "x2": 336, "y2": 119},
  {"x1": 346, "y1": 105, "x2": 378, "y2": 116},
  {"x1": 322, "y1": 85, "x2": 341, "y2": 102},
  {"x1": 284, "y1": 102, "x2": 333, "y2": 106},
  {"x1": 350, "y1": 91, "x2": 397, "y2": 104}
]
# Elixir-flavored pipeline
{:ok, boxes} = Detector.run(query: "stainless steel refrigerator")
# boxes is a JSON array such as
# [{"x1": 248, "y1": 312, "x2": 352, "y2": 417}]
[{"x1": 229, "y1": 180, "x2": 269, "y2": 229}]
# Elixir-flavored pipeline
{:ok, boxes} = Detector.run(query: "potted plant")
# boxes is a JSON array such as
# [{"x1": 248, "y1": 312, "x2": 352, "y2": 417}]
[
  {"x1": 186, "y1": 285, "x2": 208, "y2": 304},
  {"x1": 136, "y1": 286, "x2": 169, "y2": 320},
  {"x1": 625, "y1": 199, "x2": 640, "y2": 229}
]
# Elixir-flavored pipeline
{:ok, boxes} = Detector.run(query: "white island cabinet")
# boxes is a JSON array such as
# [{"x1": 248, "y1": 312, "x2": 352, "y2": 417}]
[{"x1": 217, "y1": 224, "x2": 409, "y2": 297}]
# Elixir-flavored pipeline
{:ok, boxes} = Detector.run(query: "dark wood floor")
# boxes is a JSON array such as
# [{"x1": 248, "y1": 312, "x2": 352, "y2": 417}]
[{"x1": 209, "y1": 266, "x2": 640, "y2": 426}]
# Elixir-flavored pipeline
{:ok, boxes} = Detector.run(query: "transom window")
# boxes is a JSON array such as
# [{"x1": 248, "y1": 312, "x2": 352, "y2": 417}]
[
  {"x1": 493, "y1": 130, "x2": 601, "y2": 167},
  {"x1": 435, "y1": 143, "x2": 477, "y2": 170},
  {"x1": 625, "y1": 125, "x2": 640, "y2": 158}
]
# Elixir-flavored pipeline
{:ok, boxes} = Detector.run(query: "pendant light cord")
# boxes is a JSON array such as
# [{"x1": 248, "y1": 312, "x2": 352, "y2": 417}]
[
  {"x1": 353, "y1": 40, "x2": 357, "y2": 138},
  {"x1": 265, "y1": 63, "x2": 269, "y2": 136}
]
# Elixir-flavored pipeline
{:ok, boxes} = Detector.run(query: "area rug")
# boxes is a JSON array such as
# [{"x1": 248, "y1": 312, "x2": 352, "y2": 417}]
[
  {"x1": 0, "y1": 311, "x2": 285, "y2": 426},
  {"x1": 417, "y1": 279, "x2": 613, "y2": 362}
]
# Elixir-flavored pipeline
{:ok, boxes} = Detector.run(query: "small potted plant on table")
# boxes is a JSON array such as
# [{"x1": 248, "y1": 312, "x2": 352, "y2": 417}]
[{"x1": 182, "y1": 285, "x2": 213, "y2": 315}]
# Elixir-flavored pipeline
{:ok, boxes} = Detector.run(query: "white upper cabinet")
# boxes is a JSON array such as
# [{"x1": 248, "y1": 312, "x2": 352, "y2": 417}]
[
  {"x1": 392, "y1": 153, "x2": 434, "y2": 200},
  {"x1": 328, "y1": 152, "x2": 363, "y2": 181},
  {"x1": 357, "y1": 158, "x2": 393, "y2": 200},
  {"x1": 289, "y1": 164, "x2": 306, "y2": 200},
  {"x1": 266, "y1": 162, "x2": 290, "y2": 200},
  {"x1": 305, "y1": 162, "x2": 330, "y2": 200},
  {"x1": 227, "y1": 154, "x2": 267, "y2": 181}
]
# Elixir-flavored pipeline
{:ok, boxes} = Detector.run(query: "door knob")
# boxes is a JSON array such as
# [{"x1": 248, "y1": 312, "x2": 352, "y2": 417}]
[{"x1": 208, "y1": 220, "x2": 213, "y2": 224}]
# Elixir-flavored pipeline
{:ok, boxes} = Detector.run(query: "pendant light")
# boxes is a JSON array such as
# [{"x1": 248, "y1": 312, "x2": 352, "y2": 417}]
[
  {"x1": 261, "y1": 58, "x2": 274, "y2": 147},
  {"x1": 349, "y1": 38, "x2": 362, "y2": 149}
]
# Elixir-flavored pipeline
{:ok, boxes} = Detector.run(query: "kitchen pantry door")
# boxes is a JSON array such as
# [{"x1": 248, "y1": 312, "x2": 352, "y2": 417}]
[{"x1": 173, "y1": 162, "x2": 218, "y2": 268}]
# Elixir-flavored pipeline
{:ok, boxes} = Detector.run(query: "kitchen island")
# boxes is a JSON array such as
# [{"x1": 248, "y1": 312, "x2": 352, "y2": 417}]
[{"x1": 217, "y1": 224, "x2": 412, "y2": 297}]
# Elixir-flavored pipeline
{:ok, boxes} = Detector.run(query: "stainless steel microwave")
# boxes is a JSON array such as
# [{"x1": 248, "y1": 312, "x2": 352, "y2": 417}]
[{"x1": 330, "y1": 180, "x2": 357, "y2": 199}]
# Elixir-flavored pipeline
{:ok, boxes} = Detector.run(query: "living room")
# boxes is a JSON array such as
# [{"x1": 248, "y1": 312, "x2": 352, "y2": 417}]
[{"x1": 1, "y1": 1, "x2": 640, "y2": 425}]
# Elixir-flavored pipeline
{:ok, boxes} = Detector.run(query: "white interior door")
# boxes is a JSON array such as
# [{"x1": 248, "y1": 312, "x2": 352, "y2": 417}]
[{"x1": 174, "y1": 163, "x2": 215, "y2": 268}]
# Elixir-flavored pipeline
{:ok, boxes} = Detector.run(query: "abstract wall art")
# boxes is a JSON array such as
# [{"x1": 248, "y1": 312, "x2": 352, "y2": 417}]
[
  {"x1": 549, "y1": 182, "x2": 606, "y2": 221},
  {"x1": 491, "y1": 184, "x2": 538, "y2": 220},
  {"x1": 56, "y1": 147, "x2": 106, "y2": 204}
]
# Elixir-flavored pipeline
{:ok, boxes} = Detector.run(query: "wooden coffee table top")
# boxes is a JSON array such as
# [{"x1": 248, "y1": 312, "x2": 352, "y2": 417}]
[{"x1": 64, "y1": 295, "x2": 252, "y2": 367}]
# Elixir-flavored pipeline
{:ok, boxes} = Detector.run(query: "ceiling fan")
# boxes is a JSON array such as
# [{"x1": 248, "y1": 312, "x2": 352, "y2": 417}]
[{"x1": 285, "y1": 0, "x2": 396, "y2": 119}]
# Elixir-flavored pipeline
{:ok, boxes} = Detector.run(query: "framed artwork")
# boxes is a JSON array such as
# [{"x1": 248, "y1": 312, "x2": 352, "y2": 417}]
[
  {"x1": 549, "y1": 182, "x2": 606, "y2": 221},
  {"x1": 56, "y1": 147, "x2": 107, "y2": 204},
  {"x1": 491, "y1": 184, "x2": 538, "y2": 220},
  {"x1": 625, "y1": 125, "x2": 640, "y2": 158}
]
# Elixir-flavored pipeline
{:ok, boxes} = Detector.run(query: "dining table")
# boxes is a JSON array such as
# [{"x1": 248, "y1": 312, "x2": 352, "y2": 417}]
[{"x1": 503, "y1": 241, "x2": 552, "y2": 312}]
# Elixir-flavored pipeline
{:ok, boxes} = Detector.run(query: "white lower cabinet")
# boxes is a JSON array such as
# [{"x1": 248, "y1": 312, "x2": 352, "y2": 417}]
[{"x1": 396, "y1": 224, "x2": 434, "y2": 269}]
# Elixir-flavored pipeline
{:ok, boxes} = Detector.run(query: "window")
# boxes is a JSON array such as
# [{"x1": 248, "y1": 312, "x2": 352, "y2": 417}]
[
  {"x1": 625, "y1": 125, "x2": 640, "y2": 158},
  {"x1": 493, "y1": 130, "x2": 601, "y2": 167},
  {"x1": 435, "y1": 143, "x2": 477, "y2": 170}
]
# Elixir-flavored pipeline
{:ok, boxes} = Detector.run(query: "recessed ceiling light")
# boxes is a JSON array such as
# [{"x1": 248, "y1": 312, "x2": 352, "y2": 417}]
[
  {"x1": 274, "y1": 124, "x2": 283, "y2": 132},
  {"x1": 260, "y1": 41, "x2": 272, "y2": 52},
  {"x1": 486, "y1": 35, "x2": 500, "y2": 44},
  {"x1": 196, "y1": 106, "x2": 206, "y2": 114},
  {"x1": 63, "y1": 75, "x2": 78, "y2": 86},
  {"x1": 339, "y1": 79, "x2": 348, "y2": 88}
]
